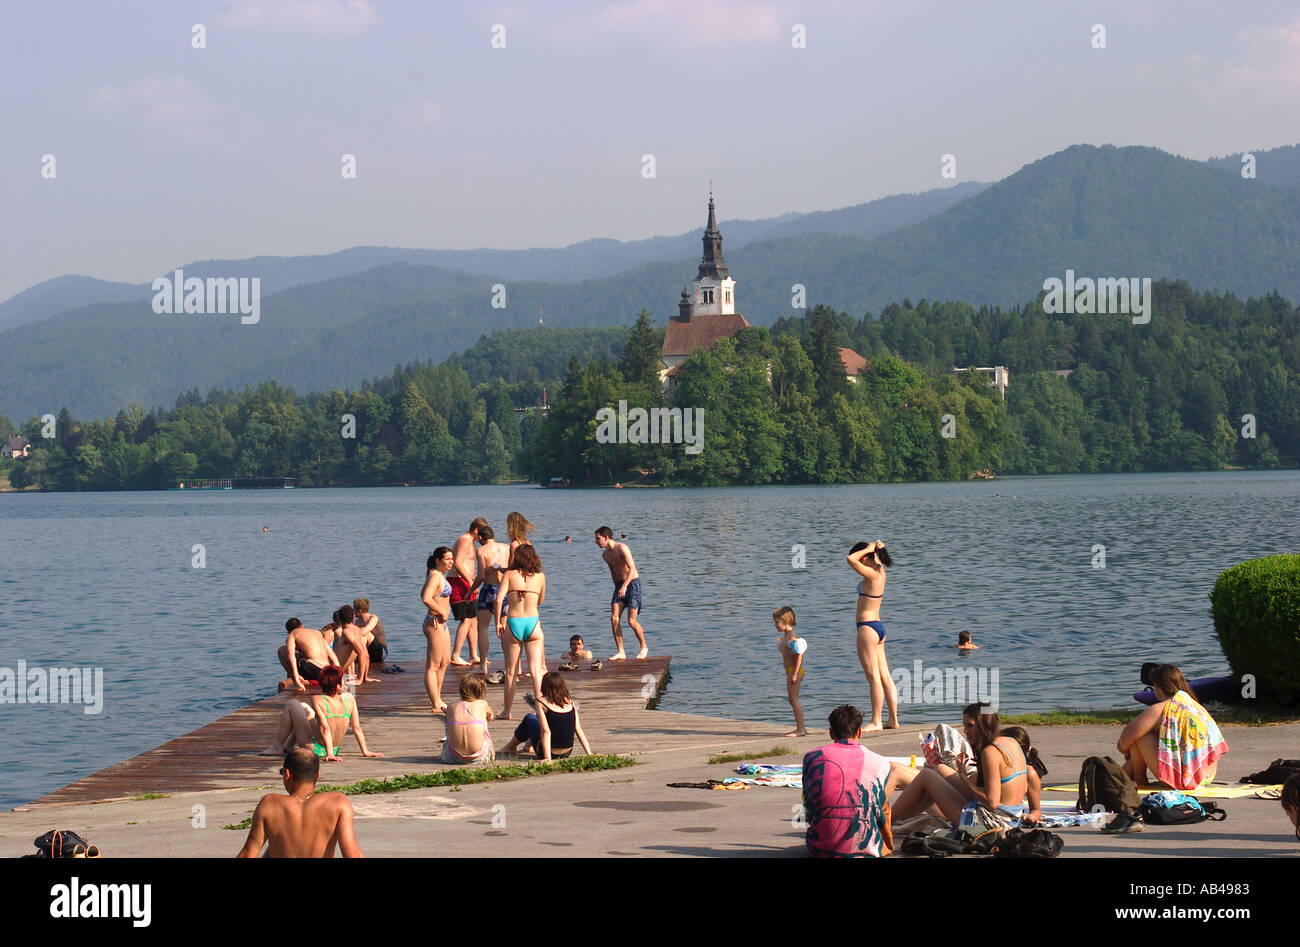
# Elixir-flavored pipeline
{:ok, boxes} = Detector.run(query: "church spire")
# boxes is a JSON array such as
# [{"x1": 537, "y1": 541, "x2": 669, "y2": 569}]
[{"x1": 697, "y1": 193, "x2": 729, "y2": 280}]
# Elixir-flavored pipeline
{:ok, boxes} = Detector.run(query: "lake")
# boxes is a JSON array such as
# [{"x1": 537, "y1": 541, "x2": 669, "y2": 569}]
[{"x1": 1, "y1": 470, "x2": 1296, "y2": 809}]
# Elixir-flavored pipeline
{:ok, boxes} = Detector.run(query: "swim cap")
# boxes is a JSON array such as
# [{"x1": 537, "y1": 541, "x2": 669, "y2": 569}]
[{"x1": 789, "y1": 637, "x2": 808, "y2": 655}]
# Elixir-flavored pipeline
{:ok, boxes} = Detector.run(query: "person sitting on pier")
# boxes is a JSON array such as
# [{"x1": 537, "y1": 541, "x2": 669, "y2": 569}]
[
  {"x1": 237, "y1": 748, "x2": 363, "y2": 858},
  {"x1": 278, "y1": 618, "x2": 339, "y2": 692},
  {"x1": 353, "y1": 598, "x2": 388, "y2": 667},
  {"x1": 1116, "y1": 663, "x2": 1228, "y2": 790},
  {"x1": 500, "y1": 672, "x2": 591, "y2": 762},
  {"x1": 802, "y1": 704, "x2": 894, "y2": 857},
  {"x1": 260, "y1": 665, "x2": 383, "y2": 761},
  {"x1": 332, "y1": 604, "x2": 379, "y2": 686},
  {"x1": 441, "y1": 672, "x2": 495, "y2": 764}
]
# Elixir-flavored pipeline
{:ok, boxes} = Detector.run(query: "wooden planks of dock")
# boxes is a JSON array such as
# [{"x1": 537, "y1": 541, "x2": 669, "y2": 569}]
[{"x1": 26, "y1": 654, "x2": 672, "y2": 808}]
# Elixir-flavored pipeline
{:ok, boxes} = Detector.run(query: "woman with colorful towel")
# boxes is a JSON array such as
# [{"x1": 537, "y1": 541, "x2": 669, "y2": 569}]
[{"x1": 1116, "y1": 664, "x2": 1228, "y2": 789}]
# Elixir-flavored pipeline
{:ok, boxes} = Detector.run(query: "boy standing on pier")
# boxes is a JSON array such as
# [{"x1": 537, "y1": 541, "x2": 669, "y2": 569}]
[
  {"x1": 594, "y1": 526, "x2": 648, "y2": 660},
  {"x1": 774, "y1": 606, "x2": 806, "y2": 737}
]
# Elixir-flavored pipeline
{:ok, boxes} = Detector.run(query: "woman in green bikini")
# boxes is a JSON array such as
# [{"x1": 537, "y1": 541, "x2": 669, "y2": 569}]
[
  {"x1": 260, "y1": 665, "x2": 383, "y2": 761},
  {"x1": 496, "y1": 543, "x2": 546, "y2": 720}
]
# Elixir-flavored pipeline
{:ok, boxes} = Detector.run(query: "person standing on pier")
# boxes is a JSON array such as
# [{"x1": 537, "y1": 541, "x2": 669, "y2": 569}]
[
  {"x1": 422, "y1": 547, "x2": 455, "y2": 714},
  {"x1": 594, "y1": 526, "x2": 648, "y2": 660},
  {"x1": 848, "y1": 540, "x2": 899, "y2": 731},
  {"x1": 474, "y1": 525, "x2": 511, "y2": 682},
  {"x1": 450, "y1": 517, "x2": 488, "y2": 666}
]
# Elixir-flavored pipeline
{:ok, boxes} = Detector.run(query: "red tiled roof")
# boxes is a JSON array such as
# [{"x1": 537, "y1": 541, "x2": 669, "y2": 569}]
[
  {"x1": 661, "y1": 312, "x2": 752, "y2": 357},
  {"x1": 839, "y1": 347, "x2": 867, "y2": 376}
]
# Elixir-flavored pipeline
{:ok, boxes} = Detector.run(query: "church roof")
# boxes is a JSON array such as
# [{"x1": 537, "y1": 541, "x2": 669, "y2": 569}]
[
  {"x1": 661, "y1": 312, "x2": 752, "y2": 357},
  {"x1": 839, "y1": 347, "x2": 867, "y2": 376},
  {"x1": 696, "y1": 196, "x2": 729, "y2": 280}
]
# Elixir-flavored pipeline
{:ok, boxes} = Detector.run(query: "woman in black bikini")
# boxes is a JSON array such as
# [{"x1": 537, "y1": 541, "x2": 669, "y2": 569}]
[{"x1": 847, "y1": 540, "x2": 899, "y2": 731}]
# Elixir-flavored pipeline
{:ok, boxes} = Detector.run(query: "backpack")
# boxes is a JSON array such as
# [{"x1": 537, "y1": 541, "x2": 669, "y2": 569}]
[
  {"x1": 31, "y1": 829, "x2": 93, "y2": 858},
  {"x1": 991, "y1": 827, "x2": 1064, "y2": 858},
  {"x1": 1239, "y1": 758, "x2": 1300, "y2": 785},
  {"x1": 1078, "y1": 756, "x2": 1139, "y2": 813},
  {"x1": 1138, "y1": 791, "x2": 1226, "y2": 825}
]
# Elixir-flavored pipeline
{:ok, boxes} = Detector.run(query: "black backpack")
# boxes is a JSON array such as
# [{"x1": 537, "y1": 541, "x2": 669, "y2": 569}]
[
  {"x1": 1139, "y1": 795, "x2": 1227, "y2": 825},
  {"x1": 1078, "y1": 756, "x2": 1139, "y2": 813},
  {"x1": 1239, "y1": 758, "x2": 1300, "y2": 785},
  {"x1": 992, "y1": 827, "x2": 1064, "y2": 858}
]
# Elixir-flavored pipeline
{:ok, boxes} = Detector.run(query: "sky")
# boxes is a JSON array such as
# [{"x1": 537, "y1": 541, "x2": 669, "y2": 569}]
[{"x1": 2, "y1": 0, "x2": 1299, "y2": 302}]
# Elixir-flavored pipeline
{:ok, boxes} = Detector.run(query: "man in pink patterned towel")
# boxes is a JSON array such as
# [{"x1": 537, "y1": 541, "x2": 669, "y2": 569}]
[{"x1": 802, "y1": 704, "x2": 894, "y2": 857}]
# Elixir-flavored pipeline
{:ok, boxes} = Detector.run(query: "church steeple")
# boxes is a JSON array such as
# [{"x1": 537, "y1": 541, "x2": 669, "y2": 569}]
[
  {"x1": 677, "y1": 282, "x2": 692, "y2": 321},
  {"x1": 696, "y1": 194, "x2": 729, "y2": 281}
]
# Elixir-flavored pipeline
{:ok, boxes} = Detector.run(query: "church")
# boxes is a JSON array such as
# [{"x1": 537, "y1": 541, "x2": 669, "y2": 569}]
[
  {"x1": 658, "y1": 194, "x2": 867, "y2": 388},
  {"x1": 658, "y1": 194, "x2": 753, "y2": 387}
]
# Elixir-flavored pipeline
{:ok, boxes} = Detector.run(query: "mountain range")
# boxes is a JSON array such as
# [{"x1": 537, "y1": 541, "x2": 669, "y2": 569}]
[{"x1": 2, "y1": 143, "x2": 1297, "y2": 421}]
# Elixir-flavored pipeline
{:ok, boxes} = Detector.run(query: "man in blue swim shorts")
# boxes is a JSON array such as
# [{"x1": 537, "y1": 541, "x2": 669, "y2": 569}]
[{"x1": 595, "y1": 526, "x2": 649, "y2": 660}]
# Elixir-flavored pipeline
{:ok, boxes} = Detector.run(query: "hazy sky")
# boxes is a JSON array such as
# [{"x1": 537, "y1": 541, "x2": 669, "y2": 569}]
[{"x1": 2, "y1": 0, "x2": 1299, "y2": 302}]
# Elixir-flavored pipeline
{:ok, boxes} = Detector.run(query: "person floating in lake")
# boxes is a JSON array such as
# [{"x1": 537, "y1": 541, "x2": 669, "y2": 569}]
[
  {"x1": 847, "y1": 540, "x2": 898, "y2": 730},
  {"x1": 773, "y1": 606, "x2": 806, "y2": 737},
  {"x1": 260, "y1": 665, "x2": 383, "y2": 761},
  {"x1": 238, "y1": 748, "x2": 363, "y2": 858},
  {"x1": 441, "y1": 672, "x2": 495, "y2": 764},
  {"x1": 957, "y1": 630, "x2": 979, "y2": 650},
  {"x1": 278, "y1": 617, "x2": 338, "y2": 692},
  {"x1": 1116, "y1": 663, "x2": 1228, "y2": 789},
  {"x1": 594, "y1": 526, "x2": 648, "y2": 660}
]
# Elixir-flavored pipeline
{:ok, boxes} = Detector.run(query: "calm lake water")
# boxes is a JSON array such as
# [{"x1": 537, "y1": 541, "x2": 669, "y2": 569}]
[{"x1": 1, "y1": 471, "x2": 1297, "y2": 809}]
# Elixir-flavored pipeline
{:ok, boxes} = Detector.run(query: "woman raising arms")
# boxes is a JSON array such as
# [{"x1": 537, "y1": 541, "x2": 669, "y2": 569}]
[{"x1": 847, "y1": 540, "x2": 900, "y2": 731}]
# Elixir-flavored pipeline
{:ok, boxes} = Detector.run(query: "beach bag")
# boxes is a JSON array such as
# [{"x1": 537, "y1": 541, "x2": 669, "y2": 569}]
[
  {"x1": 1238, "y1": 758, "x2": 1300, "y2": 785},
  {"x1": 992, "y1": 827, "x2": 1063, "y2": 858},
  {"x1": 1138, "y1": 791, "x2": 1226, "y2": 825},
  {"x1": 32, "y1": 829, "x2": 92, "y2": 858},
  {"x1": 920, "y1": 724, "x2": 978, "y2": 776},
  {"x1": 956, "y1": 799, "x2": 1016, "y2": 836},
  {"x1": 1078, "y1": 756, "x2": 1139, "y2": 813}
]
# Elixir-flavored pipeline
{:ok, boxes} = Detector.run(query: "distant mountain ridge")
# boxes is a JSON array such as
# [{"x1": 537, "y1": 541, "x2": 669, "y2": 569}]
[
  {"x1": 5, "y1": 143, "x2": 1300, "y2": 420},
  {"x1": 0, "y1": 182, "x2": 986, "y2": 332}
]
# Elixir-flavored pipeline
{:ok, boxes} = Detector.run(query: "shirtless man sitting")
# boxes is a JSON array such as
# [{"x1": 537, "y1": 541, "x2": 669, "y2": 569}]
[
  {"x1": 594, "y1": 526, "x2": 649, "y2": 660},
  {"x1": 353, "y1": 598, "x2": 388, "y2": 666},
  {"x1": 236, "y1": 748, "x2": 363, "y2": 858},
  {"x1": 331, "y1": 604, "x2": 379, "y2": 685},
  {"x1": 278, "y1": 618, "x2": 339, "y2": 692}
]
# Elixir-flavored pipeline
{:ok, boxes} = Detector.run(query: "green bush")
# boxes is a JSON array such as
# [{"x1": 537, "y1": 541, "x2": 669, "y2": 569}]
[{"x1": 1210, "y1": 554, "x2": 1300, "y2": 704}]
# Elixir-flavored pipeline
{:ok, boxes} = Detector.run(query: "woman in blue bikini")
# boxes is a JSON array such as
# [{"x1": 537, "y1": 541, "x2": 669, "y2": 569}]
[
  {"x1": 422, "y1": 547, "x2": 455, "y2": 714},
  {"x1": 496, "y1": 543, "x2": 546, "y2": 720},
  {"x1": 890, "y1": 702, "x2": 1040, "y2": 829},
  {"x1": 848, "y1": 540, "x2": 899, "y2": 731}
]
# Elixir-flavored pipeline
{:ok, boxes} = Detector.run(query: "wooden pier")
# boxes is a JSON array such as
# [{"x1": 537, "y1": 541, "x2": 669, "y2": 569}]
[{"x1": 26, "y1": 654, "x2": 672, "y2": 807}]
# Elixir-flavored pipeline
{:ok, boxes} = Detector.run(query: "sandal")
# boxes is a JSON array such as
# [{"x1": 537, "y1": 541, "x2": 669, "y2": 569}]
[
  {"x1": 589, "y1": 660, "x2": 603, "y2": 671},
  {"x1": 559, "y1": 662, "x2": 579, "y2": 672},
  {"x1": 1255, "y1": 786, "x2": 1283, "y2": 799},
  {"x1": 486, "y1": 671, "x2": 506, "y2": 685}
]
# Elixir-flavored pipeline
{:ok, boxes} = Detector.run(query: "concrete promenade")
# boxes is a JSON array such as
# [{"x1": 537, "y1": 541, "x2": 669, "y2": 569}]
[{"x1": 1, "y1": 655, "x2": 1295, "y2": 858}]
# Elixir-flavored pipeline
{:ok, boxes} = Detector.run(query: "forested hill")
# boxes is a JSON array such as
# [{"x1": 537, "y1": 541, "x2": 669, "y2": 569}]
[{"x1": 6, "y1": 144, "x2": 1300, "y2": 420}]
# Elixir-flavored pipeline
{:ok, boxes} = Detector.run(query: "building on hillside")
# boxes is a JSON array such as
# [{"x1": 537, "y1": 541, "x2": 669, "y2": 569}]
[
  {"x1": 840, "y1": 347, "x2": 868, "y2": 384},
  {"x1": 659, "y1": 194, "x2": 752, "y2": 387},
  {"x1": 952, "y1": 365, "x2": 1009, "y2": 400},
  {"x1": 2, "y1": 435, "x2": 30, "y2": 459}
]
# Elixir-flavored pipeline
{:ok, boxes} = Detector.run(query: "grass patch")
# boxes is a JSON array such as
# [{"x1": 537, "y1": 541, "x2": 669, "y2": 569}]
[
  {"x1": 709, "y1": 745, "x2": 792, "y2": 765},
  {"x1": 1003, "y1": 704, "x2": 1300, "y2": 727},
  {"x1": 223, "y1": 814, "x2": 253, "y2": 831},
  {"x1": 131, "y1": 792, "x2": 169, "y2": 800},
  {"x1": 644, "y1": 667, "x2": 671, "y2": 710},
  {"x1": 317, "y1": 754, "x2": 636, "y2": 796}
]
